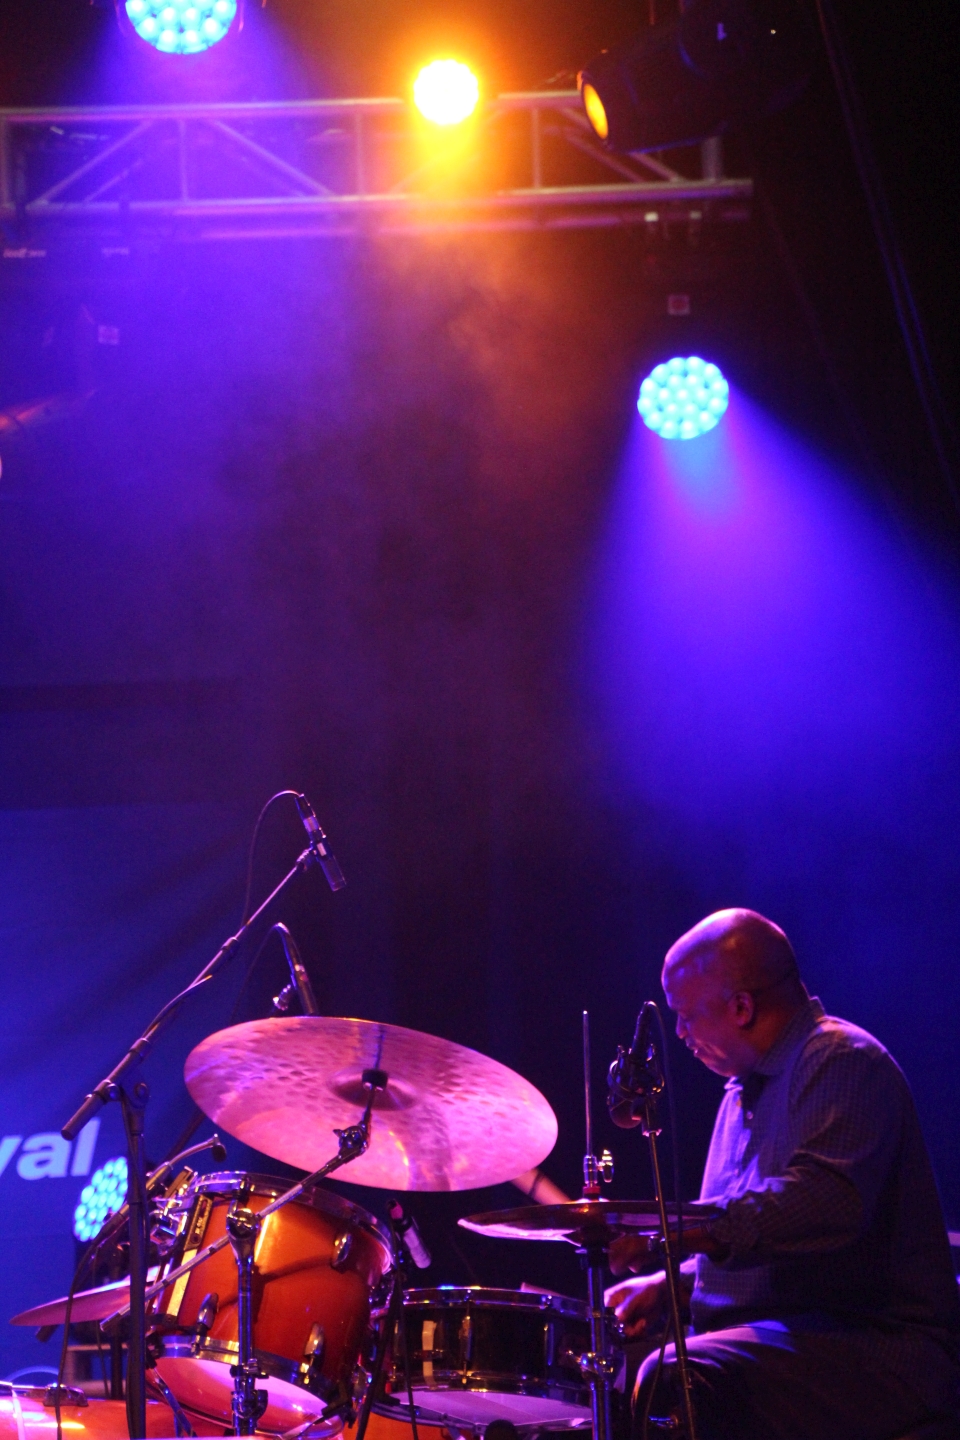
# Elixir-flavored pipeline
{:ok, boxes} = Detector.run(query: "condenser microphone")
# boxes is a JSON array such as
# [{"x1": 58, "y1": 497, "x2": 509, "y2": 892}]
[
  {"x1": 295, "y1": 793, "x2": 347, "y2": 892},
  {"x1": 387, "y1": 1198, "x2": 432, "y2": 1270},
  {"x1": 275, "y1": 923, "x2": 319, "y2": 1016},
  {"x1": 607, "y1": 1004, "x2": 664, "y2": 1128}
]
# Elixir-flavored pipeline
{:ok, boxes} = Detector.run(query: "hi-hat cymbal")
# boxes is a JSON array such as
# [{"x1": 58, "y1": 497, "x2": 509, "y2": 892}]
[
  {"x1": 185, "y1": 1016, "x2": 558, "y2": 1192},
  {"x1": 11, "y1": 1277, "x2": 132, "y2": 1328},
  {"x1": 459, "y1": 1198, "x2": 721, "y2": 1242}
]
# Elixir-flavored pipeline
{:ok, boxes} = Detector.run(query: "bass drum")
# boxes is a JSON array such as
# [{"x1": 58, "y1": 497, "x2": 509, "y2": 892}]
[
  {"x1": 149, "y1": 1172, "x2": 392, "y2": 1436},
  {"x1": 376, "y1": 1288, "x2": 599, "y2": 1431},
  {"x1": 0, "y1": 1392, "x2": 199, "y2": 1440}
]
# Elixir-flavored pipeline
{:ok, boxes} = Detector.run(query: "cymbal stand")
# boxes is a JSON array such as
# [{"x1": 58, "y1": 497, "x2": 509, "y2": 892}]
[
  {"x1": 226, "y1": 1180, "x2": 265, "y2": 1435},
  {"x1": 101, "y1": 1061, "x2": 387, "y2": 1432},
  {"x1": 227, "y1": 1063, "x2": 386, "y2": 1436},
  {"x1": 578, "y1": 1013, "x2": 615, "y2": 1440}
]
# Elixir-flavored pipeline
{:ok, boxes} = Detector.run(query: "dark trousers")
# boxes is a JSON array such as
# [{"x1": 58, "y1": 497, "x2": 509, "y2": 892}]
[{"x1": 633, "y1": 1320, "x2": 958, "y2": 1440}]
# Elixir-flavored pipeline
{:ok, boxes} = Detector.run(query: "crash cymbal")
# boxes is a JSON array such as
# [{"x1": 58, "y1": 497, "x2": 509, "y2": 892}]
[
  {"x1": 185, "y1": 1016, "x2": 558, "y2": 1192},
  {"x1": 458, "y1": 1198, "x2": 721, "y2": 1242},
  {"x1": 11, "y1": 1277, "x2": 132, "y2": 1327}
]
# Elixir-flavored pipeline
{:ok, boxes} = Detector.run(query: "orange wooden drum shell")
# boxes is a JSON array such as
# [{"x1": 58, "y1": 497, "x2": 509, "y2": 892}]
[
  {"x1": 157, "y1": 1184, "x2": 389, "y2": 1394},
  {"x1": 0, "y1": 1395, "x2": 189, "y2": 1440}
]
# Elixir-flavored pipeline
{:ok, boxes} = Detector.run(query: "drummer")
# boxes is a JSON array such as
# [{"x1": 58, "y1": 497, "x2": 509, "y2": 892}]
[{"x1": 605, "y1": 908, "x2": 960, "y2": 1440}]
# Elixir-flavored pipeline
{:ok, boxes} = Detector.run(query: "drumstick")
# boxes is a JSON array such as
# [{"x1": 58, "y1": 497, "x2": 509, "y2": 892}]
[{"x1": 511, "y1": 1168, "x2": 571, "y2": 1205}]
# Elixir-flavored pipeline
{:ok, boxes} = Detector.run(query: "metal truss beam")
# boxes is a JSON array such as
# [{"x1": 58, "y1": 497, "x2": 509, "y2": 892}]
[{"x1": 0, "y1": 93, "x2": 752, "y2": 245}]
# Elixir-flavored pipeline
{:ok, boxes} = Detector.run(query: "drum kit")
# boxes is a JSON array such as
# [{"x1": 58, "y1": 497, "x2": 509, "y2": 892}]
[
  {"x1": 9, "y1": 1012, "x2": 711, "y2": 1440},
  {"x1": 8, "y1": 802, "x2": 704, "y2": 1440}
]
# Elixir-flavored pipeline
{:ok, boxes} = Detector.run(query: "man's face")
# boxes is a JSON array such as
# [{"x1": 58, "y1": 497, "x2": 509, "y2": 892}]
[{"x1": 662, "y1": 959, "x2": 747, "y2": 1078}]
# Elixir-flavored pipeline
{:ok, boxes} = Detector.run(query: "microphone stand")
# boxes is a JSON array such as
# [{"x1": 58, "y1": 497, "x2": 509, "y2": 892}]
[
  {"x1": 578, "y1": 1013, "x2": 616, "y2": 1440},
  {"x1": 60, "y1": 841, "x2": 330, "y2": 1440},
  {"x1": 609, "y1": 1005, "x2": 698, "y2": 1440}
]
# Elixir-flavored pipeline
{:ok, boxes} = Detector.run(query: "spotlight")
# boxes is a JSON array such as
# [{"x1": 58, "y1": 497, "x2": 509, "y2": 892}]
[
  {"x1": 578, "y1": 0, "x2": 812, "y2": 153},
  {"x1": 413, "y1": 60, "x2": 480, "y2": 126},
  {"x1": 120, "y1": 0, "x2": 240, "y2": 55},
  {"x1": 73, "y1": 1157, "x2": 128, "y2": 1243},
  {"x1": 637, "y1": 357, "x2": 729, "y2": 440}
]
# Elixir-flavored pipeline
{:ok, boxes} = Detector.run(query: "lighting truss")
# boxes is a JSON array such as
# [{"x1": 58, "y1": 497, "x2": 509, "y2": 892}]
[{"x1": 0, "y1": 94, "x2": 751, "y2": 247}]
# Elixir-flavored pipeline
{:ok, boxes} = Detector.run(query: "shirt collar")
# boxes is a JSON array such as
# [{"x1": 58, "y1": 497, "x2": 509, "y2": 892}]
[{"x1": 726, "y1": 995, "x2": 825, "y2": 1089}]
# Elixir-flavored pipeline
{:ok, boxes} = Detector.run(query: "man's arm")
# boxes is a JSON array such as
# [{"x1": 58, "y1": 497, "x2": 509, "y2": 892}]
[
  {"x1": 608, "y1": 1229, "x2": 726, "y2": 1275},
  {"x1": 608, "y1": 1042, "x2": 904, "y2": 1274}
]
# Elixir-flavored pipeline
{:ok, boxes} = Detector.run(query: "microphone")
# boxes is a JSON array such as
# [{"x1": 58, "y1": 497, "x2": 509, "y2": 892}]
[
  {"x1": 273, "y1": 923, "x2": 319, "y2": 1016},
  {"x1": 295, "y1": 794, "x2": 347, "y2": 892},
  {"x1": 607, "y1": 1004, "x2": 664, "y2": 1128},
  {"x1": 387, "y1": 1198, "x2": 432, "y2": 1270}
]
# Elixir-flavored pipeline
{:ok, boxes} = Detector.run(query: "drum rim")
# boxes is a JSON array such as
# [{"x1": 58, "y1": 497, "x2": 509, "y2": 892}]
[
  {"x1": 398, "y1": 1286, "x2": 590, "y2": 1318},
  {"x1": 407, "y1": 1376, "x2": 590, "y2": 1402},
  {"x1": 156, "y1": 1335, "x2": 332, "y2": 1398},
  {"x1": 183, "y1": 1170, "x2": 392, "y2": 1253},
  {"x1": 374, "y1": 1386, "x2": 593, "y2": 1417}
]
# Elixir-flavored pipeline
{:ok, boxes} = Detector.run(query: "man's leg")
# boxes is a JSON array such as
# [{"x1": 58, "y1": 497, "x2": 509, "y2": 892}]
[{"x1": 633, "y1": 1322, "x2": 945, "y2": 1440}]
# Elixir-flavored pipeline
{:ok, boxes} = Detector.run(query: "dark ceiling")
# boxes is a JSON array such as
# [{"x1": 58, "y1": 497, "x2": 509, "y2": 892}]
[{"x1": 0, "y1": 0, "x2": 957, "y2": 532}]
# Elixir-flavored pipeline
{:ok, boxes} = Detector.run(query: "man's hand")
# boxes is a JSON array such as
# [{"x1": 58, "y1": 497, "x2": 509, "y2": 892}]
[
  {"x1": 608, "y1": 1225, "x2": 728, "y2": 1278},
  {"x1": 608, "y1": 1232, "x2": 661, "y2": 1277},
  {"x1": 604, "y1": 1271, "x2": 667, "y2": 1340}
]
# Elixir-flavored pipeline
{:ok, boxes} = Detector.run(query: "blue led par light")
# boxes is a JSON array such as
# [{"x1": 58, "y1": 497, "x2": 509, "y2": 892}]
[
  {"x1": 637, "y1": 357, "x2": 729, "y2": 440},
  {"x1": 122, "y1": 0, "x2": 240, "y2": 55},
  {"x1": 74, "y1": 1157, "x2": 128, "y2": 1243}
]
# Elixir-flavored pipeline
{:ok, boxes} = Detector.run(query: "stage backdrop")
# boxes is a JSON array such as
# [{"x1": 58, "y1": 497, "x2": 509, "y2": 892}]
[{"x1": 2, "y1": 232, "x2": 959, "y2": 1381}]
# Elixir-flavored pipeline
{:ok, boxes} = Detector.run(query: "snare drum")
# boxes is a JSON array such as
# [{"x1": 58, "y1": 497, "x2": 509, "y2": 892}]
[
  {"x1": 377, "y1": 1288, "x2": 597, "y2": 1431},
  {"x1": 149, "y1": 1172, "x2": 392, "y2": 1436}
]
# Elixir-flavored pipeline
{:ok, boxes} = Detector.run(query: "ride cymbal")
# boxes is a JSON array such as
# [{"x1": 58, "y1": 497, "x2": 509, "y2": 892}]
[
  {"x1": 185, "y1": 1016, "x2": 558, "y2": 1192},
  {"x1": 458, "y1": 1198, "x2": 720, "y2": 1242}
]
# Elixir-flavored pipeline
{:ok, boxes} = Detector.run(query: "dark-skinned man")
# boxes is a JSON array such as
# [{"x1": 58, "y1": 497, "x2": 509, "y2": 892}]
[{"x1": 605, "y1": 908, "x2": 960, "y2": 1440}]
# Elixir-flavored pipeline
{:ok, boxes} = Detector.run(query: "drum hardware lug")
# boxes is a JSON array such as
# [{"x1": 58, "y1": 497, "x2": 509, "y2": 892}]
[
  {"x1": 299, "y1": 1323, "x2": 326, "y2": 1380},
  {"x1": 574, "y1": 1352, "x2": 618, "y2": 1381},
  {"x1": 331, "y1": 1231, "x2": 355, "y2": 1271},
  {"x1": 458, "y1": 1312, "x2": 473, "y2": 1368},
  {"x1": 597, "y1": 1150, "x2": 614, "y2": 1185},
  {"x1": 42, "y1": 1386, "x2": 87, "y2": 1409},
  {"x1": 195, "y1": 1290, "x2": 219, "y2": 1341}
]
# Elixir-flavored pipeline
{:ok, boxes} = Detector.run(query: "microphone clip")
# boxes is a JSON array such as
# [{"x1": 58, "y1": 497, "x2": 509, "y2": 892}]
[{"x1": 607, "y1": 1004, "x2": 665, "y2": 1130}]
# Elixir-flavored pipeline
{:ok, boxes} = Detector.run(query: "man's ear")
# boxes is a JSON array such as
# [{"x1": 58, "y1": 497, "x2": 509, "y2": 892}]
[{"x1": 730, "y1": 990, "x2": 756, "y2": 1029}]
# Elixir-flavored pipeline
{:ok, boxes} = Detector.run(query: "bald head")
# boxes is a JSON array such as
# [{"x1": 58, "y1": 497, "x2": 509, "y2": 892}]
[
  {"x1": 664, "y1": 908, "x2": 800, "y2": 997},
  {"x1": 662, "y1": 910, "x2": 807, "y2": 1077}
]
